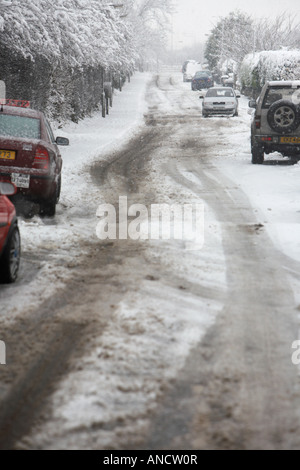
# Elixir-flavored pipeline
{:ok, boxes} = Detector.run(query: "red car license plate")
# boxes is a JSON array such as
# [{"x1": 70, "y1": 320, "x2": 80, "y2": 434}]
[
  {"x1": 11, "y1": 173, "x2": 30, "y2": 189},
  {"x1": 0, "y1": 150, "x2": 15, "y2": 160}
]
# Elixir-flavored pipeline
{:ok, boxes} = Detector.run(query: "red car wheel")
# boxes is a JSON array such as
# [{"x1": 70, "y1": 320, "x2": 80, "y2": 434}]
[{"x1": 0, "y1": 224, "x2": 21, "y2": 283}]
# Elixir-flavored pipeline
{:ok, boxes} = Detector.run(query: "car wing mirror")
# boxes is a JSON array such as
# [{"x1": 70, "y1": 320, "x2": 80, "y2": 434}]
[
  {"x1": 248, "y1": 99, "x2": 257, "y2": 108},
  {"x1": 56, "y1": 136, "x2": 69, "y2": 146}
]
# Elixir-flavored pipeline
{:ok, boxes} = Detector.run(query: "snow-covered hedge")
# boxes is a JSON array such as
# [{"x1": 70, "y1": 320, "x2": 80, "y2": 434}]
[
  {"x1": 0, "y1": 0, "x2": 136, "y2": 122},
  {"x1": 0, "y1": 0, "x2": 135, "y2": 69},
  {"x1": 239, "y1": 50, "x2": 300, "y2": 96}
]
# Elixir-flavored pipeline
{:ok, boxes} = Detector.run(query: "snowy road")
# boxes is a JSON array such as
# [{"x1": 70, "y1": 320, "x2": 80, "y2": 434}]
[{"x1": 1, "y1": 71, "x2": 300, "y2": 449}]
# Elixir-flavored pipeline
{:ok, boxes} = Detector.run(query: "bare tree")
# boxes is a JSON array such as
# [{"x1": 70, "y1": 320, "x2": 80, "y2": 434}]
[
  {"x1": 124, "y1": 0, "x2": 173, "y2": 68},
  {"x1": 254, "y1": 13, "x2": 300, "y2": 52}
]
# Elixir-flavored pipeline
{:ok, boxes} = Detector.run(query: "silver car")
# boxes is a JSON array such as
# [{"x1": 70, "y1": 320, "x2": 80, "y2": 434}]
[{"x1": 200, "y1": 87, "x2": 240, "y2": 117}]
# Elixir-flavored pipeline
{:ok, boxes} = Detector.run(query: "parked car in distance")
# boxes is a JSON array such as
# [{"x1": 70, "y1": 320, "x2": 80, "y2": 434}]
[
  {"x1": 182, "y1": 59, "x2": 199, "y2": 73},
  {"x1": 249, "y1": 80, "x2": 300, "y2": 164},
  {"x1": 0, "y1": 100, "x2": 69, "y2": 217},
  {"x1": 191, "y1": 71, "x2": 214, "y2": 90},
  {"x1": 200, "y1": 87, "x2": 240, "y2": 117},
  {"x1": 0, "y1": 181, "x2": 20, "y2": 283},
  {"x1": 183, "y1": 61, "x2": 202, "y2": 82},
  {"x1": 221, "y1": 73, "x2": 234, "y2": 87}
]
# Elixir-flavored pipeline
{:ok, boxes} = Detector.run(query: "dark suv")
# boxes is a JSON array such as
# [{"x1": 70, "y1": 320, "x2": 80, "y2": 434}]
[{"x1": 249, "y1": 80, "x2": 300, "y2": 164}]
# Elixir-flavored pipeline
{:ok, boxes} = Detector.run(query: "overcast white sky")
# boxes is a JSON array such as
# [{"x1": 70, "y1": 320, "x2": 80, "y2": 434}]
[{"x1": 171, "y1": 0, "x2": 300, "y2": 48}]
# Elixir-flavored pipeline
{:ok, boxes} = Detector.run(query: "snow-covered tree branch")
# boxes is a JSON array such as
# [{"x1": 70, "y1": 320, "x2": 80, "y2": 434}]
[
  {"x1": 205, "y1": 11, "x2": 300, "y2": 75},
  {"x1": 0, "y1": 0, "x2": 172, "y2": 121},
  {"x1": 124, "y1": 0, "x2": 172, "y2": 69}
]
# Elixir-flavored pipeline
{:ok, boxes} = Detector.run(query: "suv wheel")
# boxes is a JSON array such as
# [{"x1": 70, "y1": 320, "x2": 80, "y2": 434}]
[
  {"x1": 267, "y1": 99, "x2": 300, "y2": 134},
  {"x1": 252, "y1": 144, "x2": 264, "y2": 164},
  {"x1": 290, "y1": 155, "x2": 300, "y2": 164}
]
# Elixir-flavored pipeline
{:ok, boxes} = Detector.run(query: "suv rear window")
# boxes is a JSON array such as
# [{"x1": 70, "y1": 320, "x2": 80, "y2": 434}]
[
  {"x1": 0, "y1": 114, "x2": 40, "y2": 139},
  {"x1": 262, "y1": 86, "x2": 300, "y2": 108}
]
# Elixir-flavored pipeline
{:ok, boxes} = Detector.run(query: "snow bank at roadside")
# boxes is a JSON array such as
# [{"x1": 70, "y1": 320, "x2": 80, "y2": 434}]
[{"x1": 210, "y1": 95, "x2": 300, "y2": 265}]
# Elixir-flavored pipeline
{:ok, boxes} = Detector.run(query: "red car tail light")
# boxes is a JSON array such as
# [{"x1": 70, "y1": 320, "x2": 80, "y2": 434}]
[
  {"x1": 0, "y1": 99, "x2": 31, "y2": 108},
  {"x1": 33, "y1": 145, "x2": 49, "y2": 171},
  {"x1": 255, "y1": 117, "x2": 261, "y2": 129}
]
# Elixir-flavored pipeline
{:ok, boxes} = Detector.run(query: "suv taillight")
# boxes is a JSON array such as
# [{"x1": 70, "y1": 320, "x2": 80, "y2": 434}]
[
  {"x1": 33, "y1": 145, "x2": 49, "y2": 171},
  {"x1": 255, "y1": 117, "x2": 261, "y2": 129}
]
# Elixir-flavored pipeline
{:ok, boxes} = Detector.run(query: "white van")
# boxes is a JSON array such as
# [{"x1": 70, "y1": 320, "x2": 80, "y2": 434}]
[{"x1": 183, "y1": 61, "x2": 202, "y2": 82}]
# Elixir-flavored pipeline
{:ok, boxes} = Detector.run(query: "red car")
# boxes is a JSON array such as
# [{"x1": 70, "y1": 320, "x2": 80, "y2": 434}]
[
  {"x1": 0, "y1": 100, "x2": 69, "y2": 217},
  {"x1": 0, "y1": 181, "x2": 20, "y2": 283}
]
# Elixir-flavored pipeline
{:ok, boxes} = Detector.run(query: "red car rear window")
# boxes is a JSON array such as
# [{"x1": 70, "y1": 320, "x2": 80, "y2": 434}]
[{"x1": 0, "y1": 114, "x2": 40, "y2": 139}]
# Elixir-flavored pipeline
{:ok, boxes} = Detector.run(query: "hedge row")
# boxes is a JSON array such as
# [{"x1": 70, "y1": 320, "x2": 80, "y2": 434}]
[
  {"x1": 0, "y1": 1, "x2": 135, "y2": 123},
  {"x1": 239, "y1": 50, "x2": 300, "y2": 97}
]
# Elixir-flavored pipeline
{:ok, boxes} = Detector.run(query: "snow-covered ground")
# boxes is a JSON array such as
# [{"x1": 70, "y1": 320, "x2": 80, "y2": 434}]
[
  {"x1": 202, "y1": 92, "x2": 300, "y2": 310},
  {"x1": 2, "y1": 70, "x2": 300, "y2": 449},
  {"x1": 213, "y1": 96, "x2": 300, "y2": 264},
  {"x1": 0, "y1": 73, "x2": 151, "y2": 318},
  {"x1": 7, "y1": 71, "x2": 300, "y2": 319}
]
